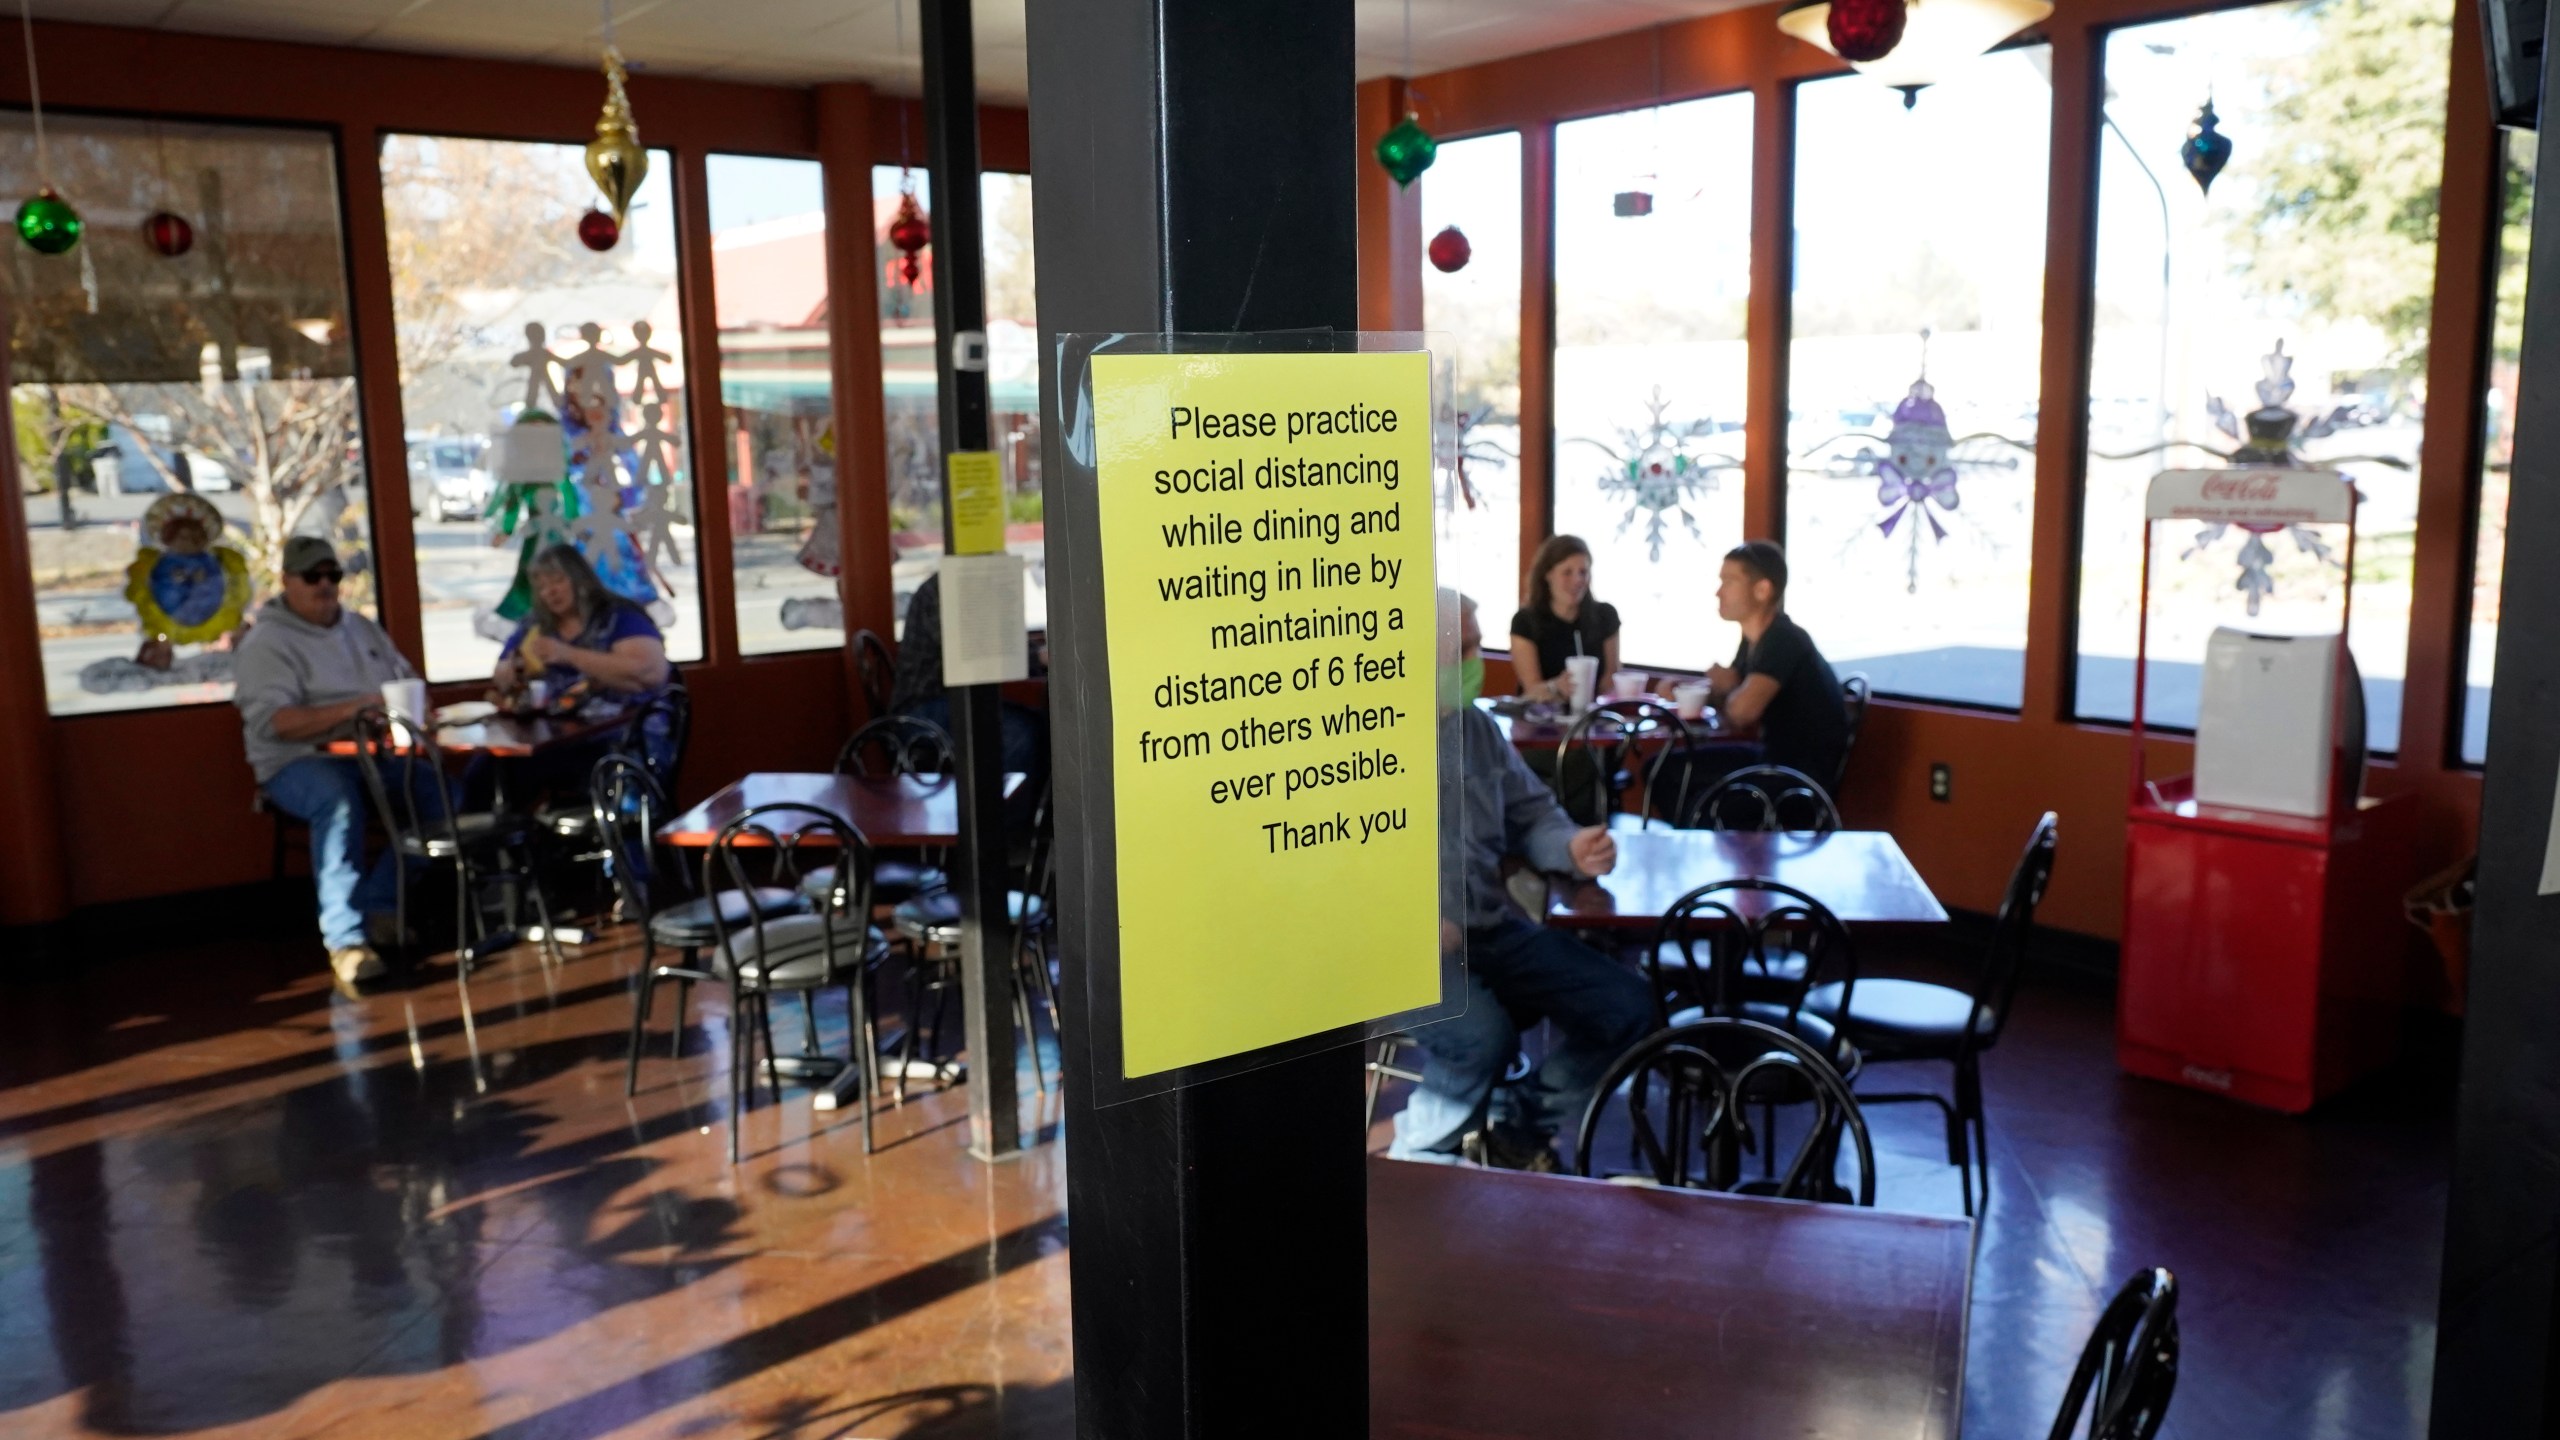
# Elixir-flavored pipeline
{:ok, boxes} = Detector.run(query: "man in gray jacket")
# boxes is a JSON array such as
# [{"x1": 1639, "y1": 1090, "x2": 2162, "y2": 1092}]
[
  {"x1": 1388, "y1": 592, "x2": 1652, "y2": 1171},
  {"x1": 233, "y1": 536, "x2": 419, "y2": 986}
]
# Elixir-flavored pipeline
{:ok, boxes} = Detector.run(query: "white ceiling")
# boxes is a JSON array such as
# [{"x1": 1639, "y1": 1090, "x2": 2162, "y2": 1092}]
[{"x1": 27, "y1": 0, "x2": 1759, "y2": 104}]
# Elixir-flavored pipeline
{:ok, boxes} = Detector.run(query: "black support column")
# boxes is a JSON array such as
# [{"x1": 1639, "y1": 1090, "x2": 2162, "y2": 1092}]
[
  {"x1": 2429, "y1": 29, "x2": 2560, "y2": 1438},
  {"x1": 1026, "y1": 3, "x2": 1369, "y2": 1436},
  {"x1": 922, "y1": 0, "x2": 1019, "y2": 1161}
]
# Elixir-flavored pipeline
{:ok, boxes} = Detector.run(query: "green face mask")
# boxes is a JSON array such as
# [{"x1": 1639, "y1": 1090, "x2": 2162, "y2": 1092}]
[{"x1": 1459, "y1": 655, "x2": 1485, "y2": 705}]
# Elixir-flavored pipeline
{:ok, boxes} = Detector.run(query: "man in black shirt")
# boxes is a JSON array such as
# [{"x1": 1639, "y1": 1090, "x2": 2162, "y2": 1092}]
[{"x1": 1705, "y1": 540, "x2": 1849, "y2": 785}]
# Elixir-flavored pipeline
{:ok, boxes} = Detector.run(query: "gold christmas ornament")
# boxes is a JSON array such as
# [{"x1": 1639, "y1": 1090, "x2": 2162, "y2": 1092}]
[{"x1": 584, "y1": 46, "x2": 647, "y2": 225}]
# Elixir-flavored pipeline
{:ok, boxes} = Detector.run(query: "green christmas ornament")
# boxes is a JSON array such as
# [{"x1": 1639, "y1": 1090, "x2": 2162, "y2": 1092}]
[
  {"x1": 1375, "y1": 113, "x2": 1438, "y2": 188},
  {"x1": 15, "y1": 187, "x2": 80, "y2": 255}
]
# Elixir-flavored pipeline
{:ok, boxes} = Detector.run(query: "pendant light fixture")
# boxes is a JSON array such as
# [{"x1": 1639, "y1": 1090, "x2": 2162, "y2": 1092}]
[{"x1": 1776, "y1": 0, "x2": 2052, "y2": 107}]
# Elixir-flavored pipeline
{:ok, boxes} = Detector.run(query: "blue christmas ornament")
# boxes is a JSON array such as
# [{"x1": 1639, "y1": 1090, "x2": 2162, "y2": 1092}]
[{"x1": 2182, "y1": 99, "x2": 2233, "y2": 195}]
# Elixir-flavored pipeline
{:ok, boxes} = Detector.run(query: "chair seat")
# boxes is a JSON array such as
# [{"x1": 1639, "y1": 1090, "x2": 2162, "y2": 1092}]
[
  {"x1": 396, "y1": 810, "x2": 530, "y2": 858},
  {"x1": 716, "y1": 914, "x2": 890, "y2": 988},
  {"x1": 799, "y1": 860, "x2": 947, "y2": 907},
  {"x1": 892, "y1": 888, "x2": 1045, "y2": 944},
  {"x1": 648, "y1": 887, "x2": 808, "y2": 949},
  {"x1": 1669, "y1": 1001, "x2": 1841, "y2": 1057},
  {"x1": 539, "y1": 802, "x2": 597, "y2": 838},
  {"x1": 1653, "y1": 942, "x2": 1810, "y2": 993},
  {"x1": 1801, "y1": 979, "x2": 1990, "y2": 1053}
]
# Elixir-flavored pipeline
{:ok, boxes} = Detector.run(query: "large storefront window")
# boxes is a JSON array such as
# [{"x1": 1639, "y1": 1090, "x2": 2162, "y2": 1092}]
[
  {"x1": 874, "y1": 166, "x2": 1043, "y2": 641},
  {"x1": 2463, "y1": 128, "x2": 2531, "y2": 766},
  {"x1": 2074, "y1": 0, "x2": 2451, "y2": 749},
  {"x1": 1784, "y1": 52, "x2": 2049, "y2": 710},
  {"x1": 4, "y1": 114, "x2": 368, "y2": 717},
  {"x1": 1420, "y1": 131, "x2": 1524, "y2": 630},
  {"x1": 381, "y1": 135, "x2": 697, "y2": 683},
  {"x1": 1550, "y1": 94, "x2": 1752, "y2": 671},
  {"x1": 709, "y1": 154, "x2": 840, "y2": 657}
]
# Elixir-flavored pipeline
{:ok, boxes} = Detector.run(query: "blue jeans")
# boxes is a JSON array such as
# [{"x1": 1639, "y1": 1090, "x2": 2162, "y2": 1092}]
[
  {"x1": 1389, "y1": 919, "x2": 1653, "y2": 1162},
  {"x1": 263, "y1": 757, "x2": 437, "y2": 950}
]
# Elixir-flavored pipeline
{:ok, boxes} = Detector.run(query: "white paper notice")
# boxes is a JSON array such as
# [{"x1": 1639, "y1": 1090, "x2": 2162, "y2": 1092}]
[
  {"x1": 939, "y1": 553, "x2": 1030, "y2": 688},
  {"x1": 2540, "y1": 760, "x2": 2560, "y2": 895}
]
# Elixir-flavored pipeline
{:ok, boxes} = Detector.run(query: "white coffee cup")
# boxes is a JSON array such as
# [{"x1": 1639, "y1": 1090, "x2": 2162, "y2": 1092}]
[
  {"x1": 380, "y1": 678, "x2": 429, "y2": 728},
  {"x1": 525, "y1": 678, "x2": 551, "y2": 711},
  {"x1": 1563, "y1": 655, "x2": 1600, "y2": 714},
  {"x1": 1610, "y1": 668, "x2": 1650, "y2": 700},
  {"x1": 1673, "y1": 683, "x2": 1711, "y2": 722}
]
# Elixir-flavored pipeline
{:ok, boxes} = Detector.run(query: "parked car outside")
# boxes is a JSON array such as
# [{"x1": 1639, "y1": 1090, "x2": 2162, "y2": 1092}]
[{"x1": 409, "y1": 438, "x2": 491, "y2": 522}]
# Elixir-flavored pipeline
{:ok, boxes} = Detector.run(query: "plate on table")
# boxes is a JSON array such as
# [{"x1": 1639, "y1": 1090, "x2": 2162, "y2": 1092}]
[{"x1": 434, "y1": 701, "x2": 498, "y2": 728}]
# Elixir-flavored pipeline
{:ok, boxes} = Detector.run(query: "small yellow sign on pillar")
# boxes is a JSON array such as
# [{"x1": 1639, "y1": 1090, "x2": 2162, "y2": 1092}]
[
  {"x1": 1092, "y1": 350, "x2": 1441, "y2": 1077},
  {"x1": 946, "y1": 450, "x2": 1005, "y2": 556}
]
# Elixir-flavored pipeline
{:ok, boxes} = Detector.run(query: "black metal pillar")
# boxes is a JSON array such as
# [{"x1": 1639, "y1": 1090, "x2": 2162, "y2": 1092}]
[
  {"x1": 2429, "y1": 31, "x2": 2560, "y2": 1437},
  {"x1": 1027, "y1": 2, "x2": 1369, "y2": 1436},
  {"x1": 921, "y1": 0, "x2": 1019, "y2": 1162}
]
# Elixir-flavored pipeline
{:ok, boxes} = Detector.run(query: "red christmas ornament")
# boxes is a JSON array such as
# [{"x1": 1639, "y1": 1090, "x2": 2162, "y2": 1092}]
[
  {"x1": 1427, "y1": 225, "x2": 1472, "y2": 273},
  {"x1": 888, "y1": 190, "x2": 931, "y2": 286},
  {"x1": 1826, "y1": 0, "x2": 1907, "y2": 63},
  {"x1": 577, "y1": 208, "x2": 621, "y2": 252},
  {"x1": 142, "y1": 210, "x2": 193, "y2": 258}
]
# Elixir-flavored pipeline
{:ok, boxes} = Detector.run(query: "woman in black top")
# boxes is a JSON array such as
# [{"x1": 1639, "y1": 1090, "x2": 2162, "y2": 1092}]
[{"x1": 1509, "y1": 534, "x2": 1620, "y2": 703}]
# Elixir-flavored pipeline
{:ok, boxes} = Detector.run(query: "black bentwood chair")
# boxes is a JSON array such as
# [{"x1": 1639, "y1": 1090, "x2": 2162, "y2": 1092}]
[
  {"x1": 808, "y1": 714, "x2": 957, "y2": 912},
  {"x1": 1681, "y1": 764, "x2": 1843, "y2": 834},
  {"x1": 1834, "y1": 672, "x2": 1872, "y2": 797},
  {"x1": 889, "y1": 781, "x2": 1058, "y2": 1098},
  {"x1": 704, "y1": 802, "x2": 891, "y2": 1161},
  {"x1": 854, "y1": 628, "x2": 896, "y2": 718},
  {"x1": 350, "y1": 707, "x2": 562, "y2": 975},
  {"x1": 543, "y1": 683, "x2": 694, "y2": 920},
  {"x1": 592, "y1": 756, "x2": 811, "y2": 1097},
  {"x1": 1552, "y1": 699, "x2": 1694, "y2": 828},
  {"x1": 1804, "y1": 811, "x2": 2059, "y2": 1218},
  {"x1": 1572, "y1": 1017, "x2": 1875, "y2": 1203},
  {"x1": 1646, "y1": 879, "x2": 1857, "y2": 1063},
  {"x1": 2047, "y1": 1268, "x2": 2180, "y2": 1440}
]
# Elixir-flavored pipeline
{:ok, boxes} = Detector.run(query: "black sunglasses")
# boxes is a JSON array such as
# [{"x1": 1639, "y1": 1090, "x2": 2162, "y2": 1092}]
[{"x1": 297, "y1": 566, "x2": 344, "y2": 585}]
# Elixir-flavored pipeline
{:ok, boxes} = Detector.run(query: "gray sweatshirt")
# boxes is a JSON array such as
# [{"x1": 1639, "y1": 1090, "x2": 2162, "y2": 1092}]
[
  {"x1": 1442, "y1": 705, "x2": 1584, "y2": 930},
  {"x1": 232, "y1": 598, "x2": 417, "y2": 783}
]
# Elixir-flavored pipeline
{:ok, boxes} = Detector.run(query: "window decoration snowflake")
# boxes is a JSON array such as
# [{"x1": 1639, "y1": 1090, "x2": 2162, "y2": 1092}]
[
  {"x1": 1570, "y1": 388, "x2": 1740, "y2": 562},
  {"x1": 1434, "y1": 389, "x2": 1516, "y2": 519},
  {"x1": 1790, "y1": 336, "x2": 2032, "y2": 593},
  {"x1": 2096, "y1": 340, "x2": 2406, "y2": 616}
]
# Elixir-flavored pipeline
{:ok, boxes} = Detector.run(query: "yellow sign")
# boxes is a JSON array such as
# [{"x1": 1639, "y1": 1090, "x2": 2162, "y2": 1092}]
[
  {"x1": 1093, "y1": 351, "x2": 1440, "y2": 1077},
  {"x1": 947, "y1": 450, "x2": 1005, "y2": 555}
]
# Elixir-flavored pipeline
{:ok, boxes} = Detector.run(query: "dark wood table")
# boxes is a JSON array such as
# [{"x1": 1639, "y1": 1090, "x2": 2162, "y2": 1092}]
[
  {"x1": 657, "y1": 771, "x2": 1022, "y2": 848},
  {"x1": 1551, "y1": 827, "x2": 1949, "y2": 930},
  {"x1": 1370, "y1": 1157, "x2": 1971, "y2": 1440},
  {"x1": 324, "y1": 710, "x2": 630, "y2": 758},
  {"x1": 1481, "y1": 696, "x2": 1736, "y2": 750}
]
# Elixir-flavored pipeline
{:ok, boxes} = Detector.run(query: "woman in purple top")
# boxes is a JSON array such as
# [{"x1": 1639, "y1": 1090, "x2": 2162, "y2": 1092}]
[{"x1": 495, "y1": 543, "x2": 672, "y2": 704}]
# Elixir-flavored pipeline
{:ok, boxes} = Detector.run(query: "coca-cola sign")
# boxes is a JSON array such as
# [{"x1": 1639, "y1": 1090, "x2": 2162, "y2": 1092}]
[{"x1": 2145, "y1": 468, "x2": 2354, "y2": 524}]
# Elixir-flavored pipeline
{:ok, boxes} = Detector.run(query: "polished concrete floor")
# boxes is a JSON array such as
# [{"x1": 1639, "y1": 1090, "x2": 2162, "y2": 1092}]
[{"x1": 0, "y1": 915, "x2": 2450, "y2": 1438}]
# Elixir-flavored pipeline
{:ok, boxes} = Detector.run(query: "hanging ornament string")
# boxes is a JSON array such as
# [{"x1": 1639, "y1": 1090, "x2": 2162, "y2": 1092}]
[
  {"x1": 1373, "y1": 0, "x2": 1437, "y2": 188},
  {"x1": 13, "y1": 0, "x2": 77, "y2": 255},
  {"x1": 583, "y1": 0, "x2": 648, "y2": 228},
  {"x1": 20, "y1": 0, "x2": 48, "y2": 191},
  {"x1": 143, "y1": 120, "x2": 194, "y2": 257}
]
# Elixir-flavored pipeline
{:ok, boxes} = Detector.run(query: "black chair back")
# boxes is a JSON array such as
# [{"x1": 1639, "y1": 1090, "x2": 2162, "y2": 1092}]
[
  {"x1": 2047, "y1": 1267, "x2": 2179, "y2": 1440},
  {"x1": 588, "y1": 753, "x2": 668, "y2": 923},
  {"x1": 1552, "y1": 700, "x2": 1691, "y2": 826},
  {"x1": 622, "y1": 681, "x2": 691, "y2": 797},
  {"x1": 1682, "y1": 764, "x2": 1841, "y2": 834},
  {"x1": 1572, "y1": 1017, "x2": 1876, "y2": 1204},
  {"x1": 349, "y1": 707, "x2": 463, "y2": 854},
  {"x1": 854, "y1": 629, "x2": 896, "y2": 718},
  {"x1": 1648, "y1": 878, "x2": 1855, "y2": 1037},
  {"x1": 1835, "y1": 673, "x2": 1871, "y2": 794},
  {"x1": 836, "y1": 714, "x2": 955, "y2": 779},
  {"x1": 709, "y1": 802, "x2": 877, "y2": 989},
  {"x1": 1969, "y1": 811, "x2": 2059, "y2": 1052}
]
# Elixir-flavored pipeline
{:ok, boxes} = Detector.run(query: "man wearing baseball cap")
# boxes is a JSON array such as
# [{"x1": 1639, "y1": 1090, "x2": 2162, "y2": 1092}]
[{"x1": 232, "y1": 536, "x2": 420, "y2": 987}]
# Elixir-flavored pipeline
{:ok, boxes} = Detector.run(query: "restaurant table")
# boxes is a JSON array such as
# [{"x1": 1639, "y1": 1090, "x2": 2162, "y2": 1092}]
[
  {"x1": 1480, "y1": 695, "x2": 1735, "y2": 750},
  {"x1": 656, "y1": 770, "x2": 1023, "y2": 849},
  {"x1": 1550, "y1": 827, "x2": 1949, "y2": 930},
  {"x1": 1370, "y1": 1156, "x2": 1970, "y2": 1440},
  {"x1": 324, "y1": 710, "x2": 632, "y2": 759}
]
